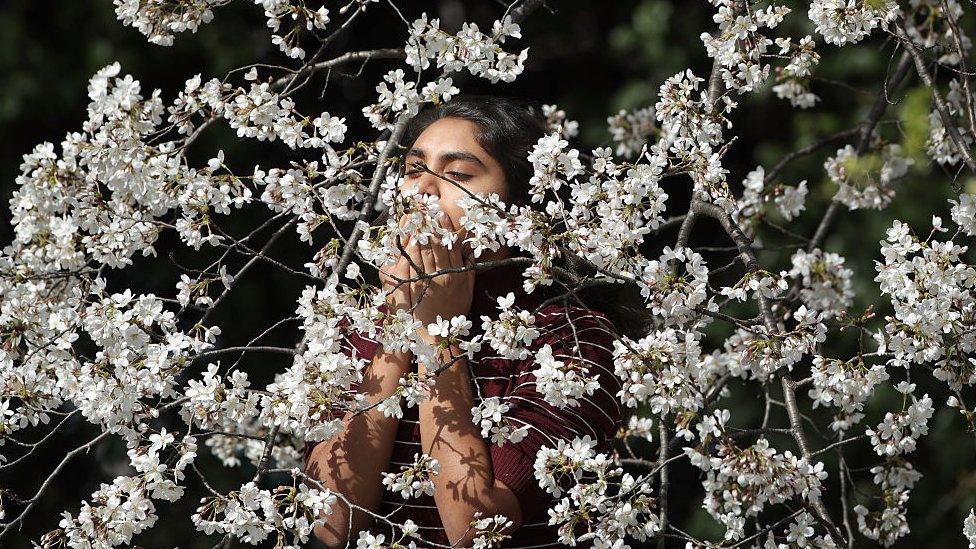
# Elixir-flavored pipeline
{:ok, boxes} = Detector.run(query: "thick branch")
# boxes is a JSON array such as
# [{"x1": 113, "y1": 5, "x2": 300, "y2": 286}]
[{"x1": 656, "y1": 423, "x2": 670, "y2": 549}]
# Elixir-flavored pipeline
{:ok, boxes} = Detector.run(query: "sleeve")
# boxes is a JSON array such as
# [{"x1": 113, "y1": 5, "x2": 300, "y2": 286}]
[
  {"x1": 489, "y1": 305, "x2": 623, "y2": 522},
  {"x1": 302, "y1": 312, "x2": 382, "y2": 465}
]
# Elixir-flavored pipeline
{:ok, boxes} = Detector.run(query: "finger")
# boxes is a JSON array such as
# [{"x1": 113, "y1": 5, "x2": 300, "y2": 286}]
[
  {"x1": 447, "y1": 215, "x2": 473, "y2": 269},
  {"x1": 418, "y1": 228, "x2": 437, "y2": 277},
  {"x1": 395, "y1": 245, "x2": 412, "y2": 283},
  {"x1": 431, "y1": 213, "x2": 454, "y2": 272},
  {"x1": 406, "y1": 236, "x2": 426, "y2": 292},
  {"x1": 387, "y1": 219, "x2": 412, "y2": 278},
  {"x1": 393, "y1": 224, "x2": 412, "y2": 265},
  {"x1": 397, "y1": 212, "x2": 411, "y2": 249},
  {"x1": 443, "y1": 214, "x2": 462, "y2": 270},
  {"x1": 454, "y1": 209, "x2": 473, "y2": 262},
  {"x1": 383, "y1": 228, "x2": 410, "y2": 281},
  {"x1": 453, "y1": 215, "x2": 473, "y2": 268}
]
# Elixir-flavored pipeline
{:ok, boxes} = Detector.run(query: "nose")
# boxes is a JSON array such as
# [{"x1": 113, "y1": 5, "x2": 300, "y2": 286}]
[{"x1": 415, "y1": 170, "x2": 440, "y2": 198}]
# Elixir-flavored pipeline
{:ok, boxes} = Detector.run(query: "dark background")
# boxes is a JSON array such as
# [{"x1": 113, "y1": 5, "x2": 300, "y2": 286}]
[{"x1": 1, "y1": 1, "x2": 974, "y2": 547}]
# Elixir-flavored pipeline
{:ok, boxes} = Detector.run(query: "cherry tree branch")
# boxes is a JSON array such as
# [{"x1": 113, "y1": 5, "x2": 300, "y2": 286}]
[
  {"x1": 893, "y1": 20, "x2": 976, "y2": 172},
  {"x1": 808, "y1": 49, "x2": 914, "y2": 251},
  {"x1": 939, "y1": 0, "x2": 976, "y2": 139},
  {"x1": 0, "y1": 430, "x2": 115, "y2": 539},
  {"x1": 689, "y1": 197, "x2": 846, "y2": 546}
]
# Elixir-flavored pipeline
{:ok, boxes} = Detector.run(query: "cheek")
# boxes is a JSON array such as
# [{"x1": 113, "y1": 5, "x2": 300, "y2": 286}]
[{"x1": 496, "y1": 181, "x2": 510, "y2": 204}]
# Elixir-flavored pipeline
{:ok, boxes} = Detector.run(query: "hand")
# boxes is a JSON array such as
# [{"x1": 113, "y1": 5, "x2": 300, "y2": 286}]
[
  {"x1": 409, "y1": 213, "x2": 476, "y2": 336},
  {"x1": 378, "y1": 214, "x2": 414, "y2": 315}
]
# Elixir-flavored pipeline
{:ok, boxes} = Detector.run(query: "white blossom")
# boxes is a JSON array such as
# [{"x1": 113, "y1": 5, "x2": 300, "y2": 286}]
[
  {"x1": 866, "y1": 394, "x2": 934, "y2": 457},
  {"x1": 826, "y1": 143, "x2": 914, "y2": 211},
  {"x1": 965, "y1": 509, "x2": 976, "y2": 549},
  {"x1": 382, "y1": 453, "x2": 440, "y2": 499},
  {"x1": 789, "y1": 248, "x2": 854, "y2": 319},
  {"x1": 808, "y1": 0, "x2": 900, "y2": 46}
]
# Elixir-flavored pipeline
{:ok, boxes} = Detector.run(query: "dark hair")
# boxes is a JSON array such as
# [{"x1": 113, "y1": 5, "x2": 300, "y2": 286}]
[{"x1": 387, "y1": 94, "x2": 651, "y2": 340}]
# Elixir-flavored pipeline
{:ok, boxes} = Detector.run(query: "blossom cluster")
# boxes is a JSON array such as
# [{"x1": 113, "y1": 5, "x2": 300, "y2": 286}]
[
  {"x1": 355, "y1": 522, "x2": 420, "y2": 549},
  {"x1": 733, "y1": 165, "x2": 809, "y2": 238},
  {"x1": 722, "y1": 306, "x2": 827, "y2": 381},
  {"x1": 42, "y1": 430, "x2": 198, "y2": 548},
  {"x1": 381, "y1": 452, "x2": 440, "y2": 500},
  {"x1": 526, "y1": 132, "x2": 584, "y2": 203},
  {"x1": 181, "y1": 363, "x2": 259, "y2": 431},
  {"x1": 531, "y1": 343, "x2": 602, "y2": 410},
  {"x1": 559, "y1": 147, "x2": 670, "y2": 276},
  {"x1": 788, "y1": 248, "x2": 855, "y2": 319},
  {"x1": 114, "y1": 0, "x2": 332, "y2": 56},
  {"x1": 701, "y1": 0, "x2": 791, "y2": 94},
  {"x1": 637, "y1": 247, "x2": 709, "y2": 325},
  {"x1": 720, "y1": 268, "x2": 789, "y2": 303},
  {"x1": 685, "y1": 416, "x2": 829, "y2": 541},
  {"x1": 875, "y1": 214, "x2": 976, "y2": 389},
  {"x1": 853, "y1": 460, "x2": 923, "y2": 546},
  {"x1": 808, "y1": 355, "x2": 890, "y2": 432},
  {"x1": 612, "y1": 327, "x2": 708, "y2": 420},
  {"x1": 607, "y1": 106, "x2": 656, "y2": 158},
  {"x1": 772, "y1": 35, "x2": 822, "y2": 108},
  {"x1": 480, "y1": 292, "x2": 541, "y2": 360},
  {"x1": 404, "y1": 13, "x2": 528, "y2": 83},
  {"x1": 541, "y1": 103, "x2": 580, "y2": 139},
  {"x1": 469, "y1": 514, "x2": 516, "y2": 549},
  {"x1": 808, "y1": 0, "x2": 900, "y2": 46},
  {"x1": 825, "y1": 143, "x2": 914, "y2": 210},
  {"x1": 533, "y1": 436, "x2": 660, "y2": 546},
  {"x1": 192, "y1": 478, "x2": 336, "y2": 546},
  {"x1": 113, "y1": 0, "x2": 225, "y2": 46},
  {"x1": 427, "y1": 314, "x2": 483, "y2": 361},
  {"x1": 927, "y1": 79, "x2": 976, "y2": 166},
  {"x1": 654, "y1": 69, "x2": 735, "y2": 207},
  {"x1": 865, "y1": 389, "x2": 934, "y2": 457},
  {"x1": 471, "y1": 396, "x2": 529, "y2": 445},
  {"x1": 258, "y1": 0, "x2": 331, "y2": 60}
]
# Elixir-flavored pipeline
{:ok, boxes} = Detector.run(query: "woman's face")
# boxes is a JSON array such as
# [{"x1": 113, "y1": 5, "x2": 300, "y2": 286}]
[{"x1": 402, "y1": 117, "x2": 510, "y2": 262}]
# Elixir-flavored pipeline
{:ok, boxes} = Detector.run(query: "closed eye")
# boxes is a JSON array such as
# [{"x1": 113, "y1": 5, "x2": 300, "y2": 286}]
[{"x1": 447, "y1": 172, "x2": 471, "y2": 181}]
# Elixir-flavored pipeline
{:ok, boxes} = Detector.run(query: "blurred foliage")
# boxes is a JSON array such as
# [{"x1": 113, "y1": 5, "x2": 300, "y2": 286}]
[{"x1": 1, "y1": 0, "x2": 975, "y2": 547}]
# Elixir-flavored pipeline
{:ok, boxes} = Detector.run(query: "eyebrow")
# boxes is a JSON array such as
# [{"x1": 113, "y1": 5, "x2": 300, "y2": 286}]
[{"x1": 407, "y1": 147, "x2": 487, "y2": 169}]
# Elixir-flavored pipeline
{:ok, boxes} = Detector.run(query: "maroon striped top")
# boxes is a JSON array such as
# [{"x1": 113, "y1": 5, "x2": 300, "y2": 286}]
[{"x1": 304, "y1": 260, "x2": 623, "y2": 548}]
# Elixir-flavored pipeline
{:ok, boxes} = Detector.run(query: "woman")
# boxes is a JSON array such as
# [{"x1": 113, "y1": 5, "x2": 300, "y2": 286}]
[{"x1": 305, "y1": 96, "x2": 632, "y2": 548}]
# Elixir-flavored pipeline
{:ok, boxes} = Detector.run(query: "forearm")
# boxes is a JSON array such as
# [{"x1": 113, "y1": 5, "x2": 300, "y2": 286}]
[
  {"x1": 307, "y1": 347, "x2": 411, "y2": 547},
  {"x1": 418, "y1": 341, "x2": 516, "y2": 545}
]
